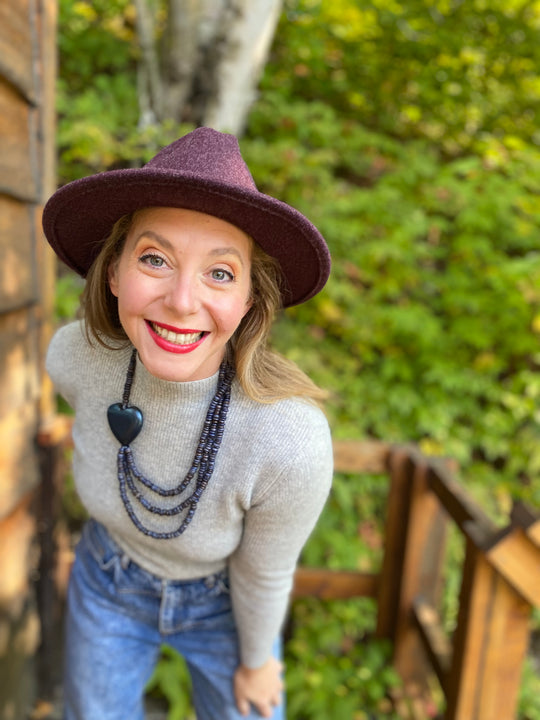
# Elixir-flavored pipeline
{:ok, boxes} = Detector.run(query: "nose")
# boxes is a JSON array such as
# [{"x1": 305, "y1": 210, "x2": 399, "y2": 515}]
[{"x1": 163, "y1": 273, "x2": 201, "y2": 316}]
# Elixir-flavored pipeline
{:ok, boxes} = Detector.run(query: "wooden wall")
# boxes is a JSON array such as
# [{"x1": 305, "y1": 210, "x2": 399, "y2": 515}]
[{"x1": 0, "y1": 1, "x2": 57, "y2": 718}]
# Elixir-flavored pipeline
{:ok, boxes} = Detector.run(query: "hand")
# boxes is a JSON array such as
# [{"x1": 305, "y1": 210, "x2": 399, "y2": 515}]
[{"x1": 233, "y1": 657, "x2": 284, "y2": 718}]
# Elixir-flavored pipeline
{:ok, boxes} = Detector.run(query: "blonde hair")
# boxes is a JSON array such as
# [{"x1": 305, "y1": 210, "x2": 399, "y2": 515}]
[{"x1": 81, "y1": 213, "x2": 327, "y2": 405}]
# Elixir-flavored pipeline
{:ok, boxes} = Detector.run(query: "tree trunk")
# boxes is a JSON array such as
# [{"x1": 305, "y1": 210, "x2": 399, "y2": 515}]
[
  {"x1": 201, "y1": 0, "x2": 283, "y2": 135},
  {"x1": 161, "y1": 0, "x2": 203, "y2": 121},
  {"x1": 135, "y1": 0, "x2": 282, "y2": 135},
  {"x1": 134, "y1": 0, "x2": 163, "y2": 126}
]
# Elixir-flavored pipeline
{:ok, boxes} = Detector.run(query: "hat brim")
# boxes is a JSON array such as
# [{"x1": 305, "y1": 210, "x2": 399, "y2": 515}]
[{"x1": 43, "y1": 168, "x2": 331, "y2": 307}]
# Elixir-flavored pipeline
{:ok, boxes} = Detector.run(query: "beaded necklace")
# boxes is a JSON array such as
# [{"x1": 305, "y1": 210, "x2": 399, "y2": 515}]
[{"x1": 107, "y1": 348, "x2": 235, "y2": 539}]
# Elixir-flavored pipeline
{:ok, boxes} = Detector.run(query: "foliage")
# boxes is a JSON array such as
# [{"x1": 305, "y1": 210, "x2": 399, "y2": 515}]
[
  {"x1": 242, "y1": 0, "x2": 540, "y2": 514},
  {"x1": 55, "y1": 0, "x2": 540, "y2": 717},
  {"x1": 242, "y1": 103, "x2": 540, "y2": 512},
  {"x1": 54, "y1": 273, "x2": 85, "y2": 321},
  {"x1": 145, "y1": 645, "x2": 195, "y2": 720},
  {"x1": 265, "y1": 0, "x2": 540, "y2": 157},
  {"x1": 286, "y1": 598, "x2": 401, "y2": 720},
  {"x1": 284, "y1": 472, "x2": 402, "y2": 719},
  {"x1": 299, "y1": 471, "x2": 386, "y2": 571},
  {"x1": 56, "y1": 0, "x2": 138, "y2": 179},
  {"x1": 57, "y1": 0, "x2": 188, "y2": 182},
  {"x1": 520, "y1": 656, "x2": 540, "y2": 720}
]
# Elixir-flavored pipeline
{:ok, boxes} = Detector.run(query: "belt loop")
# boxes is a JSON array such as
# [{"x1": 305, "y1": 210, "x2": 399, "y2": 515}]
[{"x1": 120, "y1": 553, "x2": 130, "y2": 569}]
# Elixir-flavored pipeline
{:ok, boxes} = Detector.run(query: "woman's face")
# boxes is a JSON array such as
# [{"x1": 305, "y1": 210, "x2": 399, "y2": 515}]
[{"x1": 108, "y1": 207, "x2": 253, "y2": 382}]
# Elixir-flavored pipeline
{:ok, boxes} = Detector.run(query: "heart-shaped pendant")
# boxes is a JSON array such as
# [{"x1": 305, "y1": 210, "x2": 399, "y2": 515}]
[{"x1": 107, "y1": 403, "x2": 144, "y2": 445}]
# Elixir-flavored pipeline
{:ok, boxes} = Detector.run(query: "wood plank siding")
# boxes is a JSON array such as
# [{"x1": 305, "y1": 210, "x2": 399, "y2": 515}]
[{"x1": 0, "y1": 1, "x2": 57, "y2": 718}]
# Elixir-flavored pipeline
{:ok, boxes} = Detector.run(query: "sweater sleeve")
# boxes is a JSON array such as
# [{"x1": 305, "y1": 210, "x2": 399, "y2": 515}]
[
  {"x1": 228, "y1": 408, "x2": 333, "y2": 668},
  {"x1": 45, "y1": 321, "x2": 87, "y2": 409}
]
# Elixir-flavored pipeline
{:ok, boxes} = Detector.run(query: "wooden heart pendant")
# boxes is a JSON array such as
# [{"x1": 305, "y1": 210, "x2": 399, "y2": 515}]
[{"x1": 107, "y1": 403, "x2": 144, "y2": 445}]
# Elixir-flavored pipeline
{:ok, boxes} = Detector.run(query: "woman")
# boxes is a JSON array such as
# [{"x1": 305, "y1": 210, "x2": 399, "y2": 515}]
[{"x1": 43, "y1": 127, "x2": 333, "y2": 720}]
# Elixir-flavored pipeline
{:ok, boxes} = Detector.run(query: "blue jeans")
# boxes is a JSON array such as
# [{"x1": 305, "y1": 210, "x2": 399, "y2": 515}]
[{"x1": 64, "y1": 519, "x2": 284, "y2": 720}]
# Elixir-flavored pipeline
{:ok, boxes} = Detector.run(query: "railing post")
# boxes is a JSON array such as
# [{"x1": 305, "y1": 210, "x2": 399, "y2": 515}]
[
  {"x1": 377, "y1": 447, "x2": 448, "y2": 695},
  {"x1": 376, "y1": 447, "x2": 414, "y2": 643},
  {"x1": 445, "y1": 534, "x2": 532, "y2": 720}
]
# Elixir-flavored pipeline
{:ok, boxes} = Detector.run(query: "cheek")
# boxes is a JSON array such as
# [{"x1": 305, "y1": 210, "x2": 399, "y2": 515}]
[
  {"x1": 112, "y1": 267, "x2": 153, "y2": 311},
  {"x1": 216, "y1": 296, "x2": 251, "y2": 335},
  {"x1": 117, "y1": 285, "x2": 147, "y2": 318}
]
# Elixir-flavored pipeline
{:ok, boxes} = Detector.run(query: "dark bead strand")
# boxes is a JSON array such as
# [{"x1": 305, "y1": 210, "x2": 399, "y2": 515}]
[
  {"x1": 112, "y1": 349, "x2": 234, "y2": 539},
  {"x1": 123, "y1": 446, "x2": 194, "y2": 497},
  {"x1": 121, "y1": 350, "x2": 137, "y2": 408}
]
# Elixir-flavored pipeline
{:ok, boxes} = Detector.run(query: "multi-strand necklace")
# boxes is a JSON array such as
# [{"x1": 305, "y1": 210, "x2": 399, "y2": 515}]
[{"x1": 107, "y1": 348, "x2": 235, "y2": 539}]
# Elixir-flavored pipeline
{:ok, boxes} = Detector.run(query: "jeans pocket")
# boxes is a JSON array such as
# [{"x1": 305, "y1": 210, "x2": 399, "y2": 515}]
[
  {"x1": 76, "y1": 520, "x2": 124, "y2": 596},
  {"x1": 77, "y1": 521, "x2": 161, "y2": 620},
  {"x1": 82, "y1": 519, "x2": 121, "y2": 569}
]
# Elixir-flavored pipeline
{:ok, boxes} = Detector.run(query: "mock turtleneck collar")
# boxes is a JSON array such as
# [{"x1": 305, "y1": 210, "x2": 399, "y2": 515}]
[{"x1": 128, "y1": 350, "x2": 223, "y2": 407}]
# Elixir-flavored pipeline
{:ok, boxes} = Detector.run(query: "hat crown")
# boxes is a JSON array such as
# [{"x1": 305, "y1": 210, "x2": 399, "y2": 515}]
[{"x1": 145, "y1": 127, "x2": 258, "y2": 191}]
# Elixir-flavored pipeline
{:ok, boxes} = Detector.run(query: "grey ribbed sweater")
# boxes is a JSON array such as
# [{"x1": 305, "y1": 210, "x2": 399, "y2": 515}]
[{"x1": 46, "y1": 321, "x2": 333, "y2": 668}]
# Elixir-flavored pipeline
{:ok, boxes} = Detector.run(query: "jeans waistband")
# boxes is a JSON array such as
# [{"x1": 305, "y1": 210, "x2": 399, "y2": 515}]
[{"x1": 83, "y1": 518, "x2": 228, "y2": 588}]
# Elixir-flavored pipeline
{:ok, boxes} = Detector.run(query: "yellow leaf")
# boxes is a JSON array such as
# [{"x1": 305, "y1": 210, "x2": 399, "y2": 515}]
[{"x1": 532, "y1": 315, "x2": 540, "y2": 334}]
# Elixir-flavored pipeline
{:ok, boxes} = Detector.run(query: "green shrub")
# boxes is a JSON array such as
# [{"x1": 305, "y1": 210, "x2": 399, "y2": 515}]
[
  {"x1": 145, "y1": 645, "x2": 195, "y2": 720},
  {"x1": 286, "y1": 597, "x2": 401, "y2": 719}
]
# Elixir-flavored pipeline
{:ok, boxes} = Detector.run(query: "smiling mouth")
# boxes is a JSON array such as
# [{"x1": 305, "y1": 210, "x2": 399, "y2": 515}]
[{"x1": 148, "y1": 321, "x2": 205, "y2": 346}]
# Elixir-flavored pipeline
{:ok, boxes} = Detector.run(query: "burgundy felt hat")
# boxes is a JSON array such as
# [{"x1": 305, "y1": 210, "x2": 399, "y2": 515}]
[{"x1": 43, "y1": 127, "x2": 331, "y2": 307}]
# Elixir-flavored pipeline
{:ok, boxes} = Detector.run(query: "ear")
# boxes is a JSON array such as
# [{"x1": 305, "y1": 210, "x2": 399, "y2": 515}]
[
  {"x1": 243, "y1": 297, "x2": 254, "y2": 317},
  {"x1": 108, "y1": 260, "x2": 120, "y2": 298},
  {"x1": 242, "y1": 289, "x2": 254, "y2": 318}
]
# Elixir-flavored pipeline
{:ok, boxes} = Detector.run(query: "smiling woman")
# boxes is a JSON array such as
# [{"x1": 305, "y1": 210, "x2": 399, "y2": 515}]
[{"x1": 42, "y1": 127, "x2": 332, "y2": 720}]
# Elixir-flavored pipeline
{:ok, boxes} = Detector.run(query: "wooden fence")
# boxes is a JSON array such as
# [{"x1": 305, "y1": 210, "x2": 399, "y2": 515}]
[{"x1": 293, "y1": 441, "x2": 539, "y2": 719}]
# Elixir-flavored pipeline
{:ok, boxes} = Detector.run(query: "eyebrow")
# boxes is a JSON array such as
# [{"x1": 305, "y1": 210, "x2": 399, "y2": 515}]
[
  {"x1": 135, "y1": 231, "x2": 247, "y2": 267},
  {"x1": 135, "y1": 230, "x2": 174, "y2": 251},
  {"x1": 208, "y1": 246, "x2": 246, "y2": 266}
]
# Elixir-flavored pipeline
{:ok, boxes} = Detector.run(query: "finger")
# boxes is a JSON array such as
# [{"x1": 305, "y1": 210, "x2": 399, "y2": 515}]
[
  {"x1": 238, "y1": 700, "x2": 249, "y2": 717},
  {"x1": 236, "y1": 697, "x2": 250, "y2": 717},
  {"x1": 257, "y1": 702, "x2": 273, "y2": 719}
]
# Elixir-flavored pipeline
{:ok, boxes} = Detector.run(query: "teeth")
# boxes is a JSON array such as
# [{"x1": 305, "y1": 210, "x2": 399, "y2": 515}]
[{"x1": 151, "y1": 323, "x2": 202, "y2": 345}]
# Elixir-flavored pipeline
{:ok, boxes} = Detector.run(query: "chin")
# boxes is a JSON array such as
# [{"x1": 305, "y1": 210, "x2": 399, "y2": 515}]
[{"x1": 138, "y1": 353, "x2": 215, "y2": 383}]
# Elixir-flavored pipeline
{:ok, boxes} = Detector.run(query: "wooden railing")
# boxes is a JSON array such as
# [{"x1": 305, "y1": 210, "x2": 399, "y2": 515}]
[
  {"x1": 294, "y1": 441, "x2": 540, "y2": 720},
  {"x1": 38, "y1": 424, "x2": 539, "y2": 719}
]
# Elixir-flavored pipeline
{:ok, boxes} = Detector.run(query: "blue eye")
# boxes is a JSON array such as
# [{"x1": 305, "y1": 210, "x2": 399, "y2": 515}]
[
  {"x1": 140, "y1": 253, "x2": 165, "y2": 268},
  {"x1": 211, "y1": 268, "x2": 234, "y2": 282}
]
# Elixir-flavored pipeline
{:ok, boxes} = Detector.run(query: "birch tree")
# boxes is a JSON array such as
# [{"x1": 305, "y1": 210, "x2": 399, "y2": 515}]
[{"x1": 135, "y1": 0, "x2": 283, "y2": 135}]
